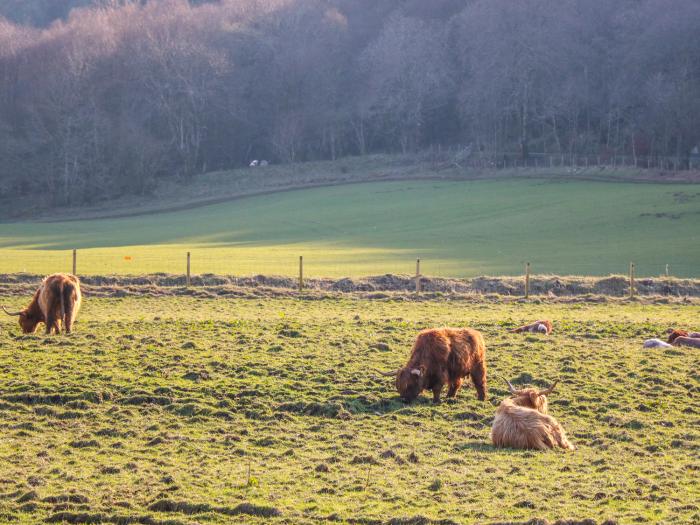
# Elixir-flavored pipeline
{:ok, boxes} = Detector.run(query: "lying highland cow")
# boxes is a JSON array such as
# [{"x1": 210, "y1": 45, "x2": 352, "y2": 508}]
[
  {"x1": 643, "y1": 338, "x2": 673, "y2": 349},
  {"x1": 378, "y1": 328, "x2": 487, "y2": 403},
  {"x1": 672, "y1": 336, "x2": 700, "y2": 349},
  {"x1": 2, "y1": 273, "x2": 81, "y2": 334},
  {"x1": 667, "y1": 329, "x2": 689, "y2": 344},
  {"x1": 510, "y1": 319, "x2": 552, "y2": 335},
  {"x1": 667, "y1": 328, "x2": 700, "y2": 344},
  {"x1": 491, "y1": 378, "x2": 574, "y2": 451}
]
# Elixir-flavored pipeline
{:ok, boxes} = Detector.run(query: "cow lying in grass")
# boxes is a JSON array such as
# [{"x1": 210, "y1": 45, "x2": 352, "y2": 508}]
[
  {"x1": 491, "y1": 378, "x2": 575, "y2": 451},
  {"x1": 378, "y1": 327, "x2": 487, "y2": 403},
  {"x1": 2, "y1": 273, "x2": 82, "y2": 334},
  {"x1": 672, "y1": 336, "x2": 700, "y2": 349},
  {"x1": 511, "y1": 319, "x2": 552, "y2": 335},
  {"x1": 643, "y1": 338, "x2": 672, "y2": 348},
  {"x1": 667, "y1": 328, "x2": 700, "y2": 344}
]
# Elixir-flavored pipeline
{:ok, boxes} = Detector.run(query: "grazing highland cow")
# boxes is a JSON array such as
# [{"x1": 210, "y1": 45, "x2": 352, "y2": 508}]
[
  {"x1": 2, "y1": 273, "x2": 81, "y2": 334},
  {"x1": 378, "y1": 328, "x2": 487, "y2": 403},
  {"x1": 491, "y1": 378, "x2": 574, "y2": 451},
  {"x1": 511, "y1": 319, "x2": 552, "y2": 335}
]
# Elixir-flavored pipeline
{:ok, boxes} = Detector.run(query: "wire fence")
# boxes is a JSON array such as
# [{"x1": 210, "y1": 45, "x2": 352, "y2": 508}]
[
  {"x1": 440, "y1": 150, "x2": 700, "y2": 171},
  {"x1": 0, "y1": 249, "x2": 696, "y2": 284}
]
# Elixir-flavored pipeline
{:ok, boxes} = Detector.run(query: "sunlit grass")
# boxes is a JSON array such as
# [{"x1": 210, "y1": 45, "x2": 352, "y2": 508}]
[
  {"x1": 0, "y1": 296, "x2": 698, "y2": 524},
  {"x1": 1, "y1": 179, "x2": 699, "y2": 277}
]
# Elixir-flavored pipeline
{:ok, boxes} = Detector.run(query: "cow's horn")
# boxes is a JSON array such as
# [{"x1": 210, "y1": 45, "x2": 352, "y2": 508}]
[
  {"x1": 2, "y1": 306, "x2": 21, "y2": 316},
  {"x1": 502, "y1": 376, "x2": 518, "y2": 394},
  {"x1": 376, "y1": 369, "x2": 400, "y2": 377},
  {"x1": 539, "y1": 380, "x2": 559, "y2": 396}
]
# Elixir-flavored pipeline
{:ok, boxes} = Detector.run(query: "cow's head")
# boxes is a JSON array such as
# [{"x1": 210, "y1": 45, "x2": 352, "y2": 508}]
[
  {"x1": 2, "y1": 306, "x2": 41, "y2": 334},
  {"x1": 503, "y1": 377, "x2": 558, "y2": 414},
  {"x1": 396, "y1": 366, "x2": 427, "y2": 402},
  {"x1": 378, "y1": 365, "x2": 427, "y2": 402}
]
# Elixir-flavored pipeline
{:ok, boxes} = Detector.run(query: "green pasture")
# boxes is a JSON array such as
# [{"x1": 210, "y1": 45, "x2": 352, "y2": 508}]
[
  {"x1": 0, "y1": 295, "x2": 698, "y2": 524},
  {"x1": 0, "y1": 179, "x2": 698, "y2": 277}
]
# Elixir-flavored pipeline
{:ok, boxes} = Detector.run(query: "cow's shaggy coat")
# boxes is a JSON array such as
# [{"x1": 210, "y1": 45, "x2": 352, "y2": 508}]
[
  {"x1": 2, "y1": 273, "x2": 81, "y2": 334},
  {"x1": 379, "y1": 328, "x2": 487, "y2": 403},
  {"x1": 491, "y1": 379, "x2": 574, "y2": 451}
]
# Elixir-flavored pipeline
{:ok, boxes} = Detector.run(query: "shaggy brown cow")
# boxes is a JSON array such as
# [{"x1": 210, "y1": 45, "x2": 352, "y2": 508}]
[
  {"x1": 491, "y1": 378, "x2": 574, "y2": 451},
  {"x1": 511, "y1": 319, "x2": 552, "y2": 335},
  {"x1": 667, "y1": 329, "x2": 689, "y2": 344},
  {"x1": 2, "y1": 273, "x2": 81, "y2": 334},
  {"x1": 378, "y1": 327, "x2": 487, "y2": 403}
]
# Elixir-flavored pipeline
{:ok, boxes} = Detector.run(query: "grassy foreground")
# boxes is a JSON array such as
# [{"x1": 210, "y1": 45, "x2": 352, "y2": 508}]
[
  {"x1": 0, "y1": 295, "x2": 698, "y2": 524},
  {"x1": 1, "y1": 179, "x2": 699, "y2": 277}
]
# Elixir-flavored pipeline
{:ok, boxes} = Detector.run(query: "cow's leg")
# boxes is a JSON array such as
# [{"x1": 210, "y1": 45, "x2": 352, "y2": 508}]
[
  {"x1": 431, "y1": 383, "x2": 443, "y2": 403},
  {"x1": 447, "y1": 377, "x2": 463, "y2": 398},
  {"x1": 470, "y1": 361, "x2": 487, "y2": 401},
  {"x1": 45, "y1": 313, "x2": 56, "y2": 335}
]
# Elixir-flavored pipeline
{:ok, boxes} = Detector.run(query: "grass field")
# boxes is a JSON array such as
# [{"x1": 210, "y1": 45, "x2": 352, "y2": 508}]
[
  {"x1": 1, "y1": 179, "x2": 699, "y2": 278},
  {"x1": 0, "y1": 295, "x2": 698, "y2": 524}
]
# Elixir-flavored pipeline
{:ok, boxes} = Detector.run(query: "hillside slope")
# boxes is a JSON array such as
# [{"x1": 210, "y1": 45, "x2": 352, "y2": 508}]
[{"x1": 1, "y1": 178, "x2": 698, "y2": 278}]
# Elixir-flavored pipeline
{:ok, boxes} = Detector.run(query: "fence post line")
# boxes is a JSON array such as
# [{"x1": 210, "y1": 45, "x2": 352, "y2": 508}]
[
  {"x1": 415, "y1": 258, "x2": 421, "y2": 294},
  {"x1": 665, "y1": 264, "x2": 669, "y2": 277},
  {"x1": 72, "y1": 249, "x2": 77, "y2": 275},
  {"x1": 525, "y1": 262, "x2": 530, "y2": 299},
  {"x1": 629, "y1": 262, "x2": 635, "y2": 298},
  {"x1": 186, "y1": 252, "x2": 191, "y2": 287},
  {"x1": 299, "y1": 256, "x2": 303, "y2": 292}
]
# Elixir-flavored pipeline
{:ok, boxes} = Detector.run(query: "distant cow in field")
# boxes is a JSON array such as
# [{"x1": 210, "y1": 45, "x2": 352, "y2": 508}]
[
  {"x1": 511, "y1": 319, "x2": 553, "y2": 335},
  {"x1": 378, "y1": 327, "x2": 487, "y2": 403},
  {"x1": 667, "y1": 329, "x2": 688, "y2": 344},
  {"x1": 666, "y1": 328, "x2": 700, "y2": 343},
  {"x1": 643, "y1": 338, "x2": 672, "y2": 349},
  {"x1": 2, "y1": 273, "x2": 81, "y2": 334},
  {"x1": 249, "y1": 160, "x2": 259, "y2": 167},
  {"x1": 491, "y1": 378, "x2": 574, "y2": 451},
  {"x1": 672, "y1": 336, "x2": 700, "y2": 349}
]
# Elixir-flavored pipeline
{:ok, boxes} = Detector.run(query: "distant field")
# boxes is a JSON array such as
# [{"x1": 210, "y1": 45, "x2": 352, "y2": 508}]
[
  {"x1": 0, "y1": 296, "x2": 698, "y2": 524},
  {"x1": 1, "y1": 179, "x2": 699, "y2": 277}
]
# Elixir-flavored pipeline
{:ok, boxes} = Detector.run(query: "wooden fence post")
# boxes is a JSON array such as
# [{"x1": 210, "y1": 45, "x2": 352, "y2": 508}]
[
  {"x1": 525, "y1": 262, "x2": 530, "y2": 299},
  {"x1": 665, "y1": 264, "x2": 669, "y2": 277},
  {"x1": 299, "y1": 256, "x2": 303, "y2": 292},
  {"x1": 415, "y1": 258, "x2": 421, "y2": 294},
  {"x1": 629, "y1": 262, "x2": 635, "y2": 298},
  {"x1": 72, "y1": 249, "x2": 77, "y2": 275},
  {"x1": 186, "y1": 252, "x2": 191, "y2": 287}
]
